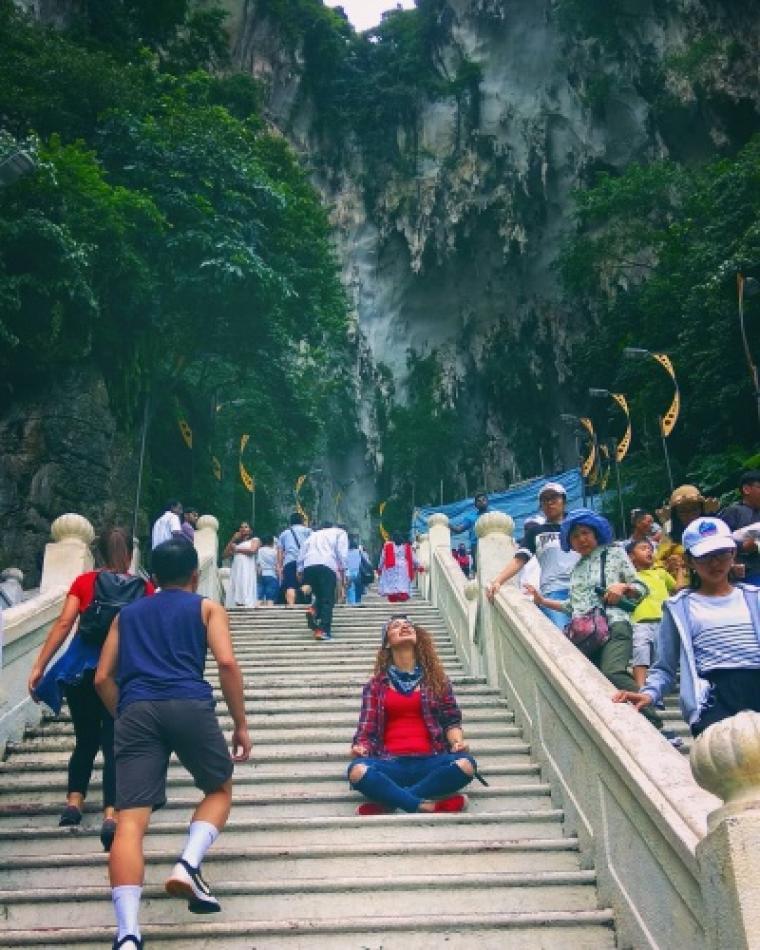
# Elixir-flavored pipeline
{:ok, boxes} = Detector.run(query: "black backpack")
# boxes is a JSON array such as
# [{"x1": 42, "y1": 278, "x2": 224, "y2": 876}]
[{"x1": 78, "y1": 572, "x2": 147, "y2": 647}]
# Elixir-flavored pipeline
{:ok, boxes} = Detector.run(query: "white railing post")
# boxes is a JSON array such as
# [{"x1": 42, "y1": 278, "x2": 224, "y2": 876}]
[
  {"x1": 40, "y1": 514, "x2": 95, "y2": 593},
  {"x1": 426, "y1": 513, "x2": 451, "y2": 608},
  {"x1": 416, "y1": 533, "x2": 431, "y2": 600},
  {"x1": 692, "y1": 711, "x2": 760, "y2": 949},
  {"x1": 474, "y1": 511, "x2": 515, "y2": 687},
  {"x1": 194, "y1": 515, "x2": 222, "y2": 602}
]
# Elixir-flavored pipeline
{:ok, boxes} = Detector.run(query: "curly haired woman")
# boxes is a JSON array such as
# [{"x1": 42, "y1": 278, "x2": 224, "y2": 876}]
[{"x1": 347, "y1": 615, "x2": 476, "y2": 815}]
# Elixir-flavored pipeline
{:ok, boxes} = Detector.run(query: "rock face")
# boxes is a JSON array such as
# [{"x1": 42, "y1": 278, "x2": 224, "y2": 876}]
[
  {"x1": 232, "y1": 0, "x2": 760, "y2": 495},
  {"x1": 0, "y1": 365, "x2": 138, "y2": 584}
]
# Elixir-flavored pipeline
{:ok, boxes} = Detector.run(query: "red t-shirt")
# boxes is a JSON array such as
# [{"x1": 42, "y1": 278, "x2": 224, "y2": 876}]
[
  {"x1": 383, "y1": 688, "x2": 433, "y2": 756},
  {"x1": 68, "y1": 570, "x2": 156, "y2": 614}
]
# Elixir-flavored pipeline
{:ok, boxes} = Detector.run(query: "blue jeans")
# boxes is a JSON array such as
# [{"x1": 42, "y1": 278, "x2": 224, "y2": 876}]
[
  {"x1": 346, "y1": 571, "x2": 362, "y2": 604},
  {"x1": 259, "y1": 575, "x2": 280, "y2": 602},
  {"x1": 539, "y1": 588, "x2": 570, "y2": 630},
  {"x1": 348, "y1": 752, "x2": 476, "y2": 813}
]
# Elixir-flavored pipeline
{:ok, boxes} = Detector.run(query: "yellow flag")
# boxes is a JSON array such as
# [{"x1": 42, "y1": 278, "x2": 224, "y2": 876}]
[
  {"x1": 240, "y1": 433, "x2": 250, "y2": 454},
  {"x1": 578, "y1": 417, "x2": 596, "y2": 478},
  {"x1": 295, "y1": 474, "x2": 307, "y2": 494},
  {"x1": 378, "y1": 500, "x2": 389, "y2": 542},
  {"x1": 211, "y1": 456, "x2": 222, "y2": 481},
  {"x1": 652, "y1": 355, "x2": 680, "y2": 436},
  {"x1": 610, "y1": 393, "x2": 632, "y2": 463},
  {"x1": 239, "y1": 434, "x2": 254, "y2": 492},
  {"x1": 178, "y1": 419, "x2": 193, "y2": 449}
]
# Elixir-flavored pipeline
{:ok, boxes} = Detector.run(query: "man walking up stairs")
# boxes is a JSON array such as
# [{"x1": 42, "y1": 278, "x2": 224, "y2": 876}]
[{"x1": 0, "y1": 598, "x2": 617, "y2": 947}]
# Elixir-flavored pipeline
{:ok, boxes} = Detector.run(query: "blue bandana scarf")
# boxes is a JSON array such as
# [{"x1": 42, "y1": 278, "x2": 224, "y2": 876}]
[{"x1": 387, "y1": 664, "x2": 423, "y2": 695}]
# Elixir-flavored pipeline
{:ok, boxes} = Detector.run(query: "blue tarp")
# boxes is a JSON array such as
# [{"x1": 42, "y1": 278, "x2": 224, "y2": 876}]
[{"x1": 412, "y1": 469, "x2": 585, "y2": 546}]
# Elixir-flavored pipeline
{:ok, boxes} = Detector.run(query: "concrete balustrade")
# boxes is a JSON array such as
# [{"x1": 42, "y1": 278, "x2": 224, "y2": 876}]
[
  {"x1": 40, "y1": 513, "x2": 94, "y2": 593},
  {"x1": 428, "y1": 512, "x2": 731, "y2": 949},
  {"x1": 0, "y1": 513, "x2": 97, "y2": 755},
  {"x1": 692, "y1": 712, "x2": 760, "y2": 949},
  {"x1": 194, "y1": 514, "x2": 223, "y2": 603}
]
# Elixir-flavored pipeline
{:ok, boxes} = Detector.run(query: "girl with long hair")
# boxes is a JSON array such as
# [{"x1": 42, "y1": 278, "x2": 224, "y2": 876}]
[
  {"x1": 29, "y1": 526, "x2": 153, "y2": 850},
  {"x1": 347, "y1": 615, "x2": 476, "y2": 815},
  {"x1": 377, "y1": 531, "x2": 416, "y2": 603}
]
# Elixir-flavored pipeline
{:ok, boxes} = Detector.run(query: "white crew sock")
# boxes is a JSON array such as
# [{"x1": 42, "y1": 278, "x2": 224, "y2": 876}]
[
  {"x1": 181, "y1": 820, "x2": 220, "y2": 869},
  {"x1": 112, "y1": 884, "x2": 142, "y2": 941}
]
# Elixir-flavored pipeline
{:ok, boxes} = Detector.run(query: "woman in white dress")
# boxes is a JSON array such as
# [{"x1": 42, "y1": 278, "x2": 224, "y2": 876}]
[
  {"x1": 224, "y1": 522, "x2": 260, "y2": 607},
  {"x1": 378, "y1": 532, "x2": 417, "y2": 603}
]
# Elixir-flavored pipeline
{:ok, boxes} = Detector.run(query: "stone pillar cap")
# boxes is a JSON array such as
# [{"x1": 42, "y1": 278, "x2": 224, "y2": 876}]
[
  {"x1": 197, "y1": 515, "x2": 220, "y2": 532},
  {"x1": 427, "y1": 513, "x2": 450, "y2": 528},
  {"x1": 691, "y1": 710, "x2": 760, "y2": 824},
  {"x1": 50, "y1": 513, "x2": 95, "y2": 545},
  {"x1": 475, "y1": 511, "x2": 514, "y2": 538}
]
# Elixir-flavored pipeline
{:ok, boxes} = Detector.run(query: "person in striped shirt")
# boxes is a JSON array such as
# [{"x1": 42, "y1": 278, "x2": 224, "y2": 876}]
[{"x1": 613, "y1": 517, "x2": 760, "y2": 736}]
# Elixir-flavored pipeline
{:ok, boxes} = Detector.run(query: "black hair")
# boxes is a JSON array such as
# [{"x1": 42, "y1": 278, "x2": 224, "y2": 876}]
[
  {"x1": 474, "y1": 492, "x2": 488, "y2": 502},
  {"x1": 183, "y1": 504, "x2": 199, "y2": 516},
  {"x1": 392, "y1": 530, "x2": 406, "y2": 545},
  {"x1": 290, "y1": 512, "x2": 305, "y2": 525},
  {"x1": 261, "y1": 534, "x2": 274, "y2": 546},
  {"x1": 97, "y1": 526, "x2": 133, "y2": 573},
  {"x1": 670, "y1": 505, "x2": 703, "y2": 545},
  {"x1": 152, "y1": 539, "x2": 198, "y2": 586},
  {"x1": 626, "y1": 538, "x2": 654, "y2": 557},
  {"x1": 319, "y1": 521, "x2": 334, "y2": 529},
  {"x1": 740, "y1": 470, "x2": 760, "y2": 488},
  {"x1": 166, "y1": 499, "x2": 182, "y2": 512},
  {"x1": 630, "y1": 508, "x2": 650, "y2": 527},
  {"x1": 349, "y1": 535, "x2": 358, "y2": 549}
]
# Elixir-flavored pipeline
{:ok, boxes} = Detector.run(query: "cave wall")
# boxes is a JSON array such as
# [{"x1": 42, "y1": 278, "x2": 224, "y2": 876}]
[{"x1": 232, "y1": 0, "x2": 760, "y2": 497}]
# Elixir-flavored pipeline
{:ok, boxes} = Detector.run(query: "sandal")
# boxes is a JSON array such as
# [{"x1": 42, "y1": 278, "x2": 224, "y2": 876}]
[{"x1": 58, "y1": 805, "x2": 82, "y2": 827}]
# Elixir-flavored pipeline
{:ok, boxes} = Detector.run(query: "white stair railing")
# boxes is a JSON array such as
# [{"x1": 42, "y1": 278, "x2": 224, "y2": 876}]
[{"x1": 422, "y1": 508, "x2": 760, "y2": 949}]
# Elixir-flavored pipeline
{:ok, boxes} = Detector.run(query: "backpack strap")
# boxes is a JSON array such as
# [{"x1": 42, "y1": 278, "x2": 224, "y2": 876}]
[{"x1": 600, "y1": 548, "x2": 608, "y2": 589}]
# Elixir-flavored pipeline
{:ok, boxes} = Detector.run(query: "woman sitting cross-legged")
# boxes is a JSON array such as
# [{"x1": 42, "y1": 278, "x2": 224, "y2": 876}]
[{"x1": 348, "y1": 614, "x2": 476, "y2": 815}]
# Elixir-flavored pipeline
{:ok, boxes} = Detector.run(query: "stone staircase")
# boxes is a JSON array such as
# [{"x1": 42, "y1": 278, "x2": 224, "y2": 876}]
[{"x1": 0, "y1": 598, "x2": 618, "y2": 947}]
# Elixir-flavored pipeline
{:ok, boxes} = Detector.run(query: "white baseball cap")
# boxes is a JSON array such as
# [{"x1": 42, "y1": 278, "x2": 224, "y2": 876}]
[
  {"x1": 538, "y1": 482, "x2": 567, "y2": 500},
  {"x1": 682, "y1": 517, "x2": 736, "y2": 557}
]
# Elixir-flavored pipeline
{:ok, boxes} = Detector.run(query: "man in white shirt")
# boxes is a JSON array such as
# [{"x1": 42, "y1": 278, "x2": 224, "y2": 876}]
[
  {"x1": 297, "y1": 523, "x2": 348, "y2": 641},
  {"x1": 151, "y1": 500, "x2": 184, "y2": 550}
]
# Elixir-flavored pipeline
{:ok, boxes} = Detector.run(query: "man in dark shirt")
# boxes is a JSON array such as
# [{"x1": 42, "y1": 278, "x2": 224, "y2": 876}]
[
  {"x1": 95, "y1": 540, "x2": 251, "y2": 950},
  {"x1": 720, "y1": 470, "x2": 760, "y2": 584},
  {"x1": 450, "y1": 492, "x2": 490, "y2": 573}
]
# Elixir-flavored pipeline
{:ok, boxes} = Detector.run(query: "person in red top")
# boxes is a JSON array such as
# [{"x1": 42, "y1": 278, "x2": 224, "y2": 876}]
[
  {"x1": 28, "y1": 527, "x2": 154, "y2": 850},
  {"x1": 348, "y1": 614, "x2": 476, "y2": 815}
]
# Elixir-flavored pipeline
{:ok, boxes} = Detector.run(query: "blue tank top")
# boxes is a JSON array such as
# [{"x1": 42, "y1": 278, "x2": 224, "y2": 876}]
[{"x1": 117, "y1": 589, "x2": 213, "y2": 714}]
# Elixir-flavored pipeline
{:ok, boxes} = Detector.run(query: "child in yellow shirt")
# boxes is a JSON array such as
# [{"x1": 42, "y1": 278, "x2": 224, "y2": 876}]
[{"x1": 627, "y1": 539, "x2": 677, "y2": 688}]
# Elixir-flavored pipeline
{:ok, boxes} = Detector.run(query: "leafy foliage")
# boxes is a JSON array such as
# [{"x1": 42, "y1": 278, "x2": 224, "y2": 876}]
[
  {"x1": 0, "y1": 0, "x2": 351, "y2": 535},
  {"x1": 560, "y1": 134, "x2": 760, "y2": 511}
]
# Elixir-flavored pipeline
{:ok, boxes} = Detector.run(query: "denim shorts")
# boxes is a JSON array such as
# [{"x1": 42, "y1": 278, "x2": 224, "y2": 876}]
[
  {"x1": 259, "y1": 574, "x2": 280, "y2": 602},
  {"x1": 632, "y1": 621, "x2": 658, "y2": 667}
]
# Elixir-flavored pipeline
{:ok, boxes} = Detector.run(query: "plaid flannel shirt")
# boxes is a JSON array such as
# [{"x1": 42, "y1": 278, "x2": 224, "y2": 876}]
[{"x1": 352, "y1": 674, "x2": 462, "y2": 757}]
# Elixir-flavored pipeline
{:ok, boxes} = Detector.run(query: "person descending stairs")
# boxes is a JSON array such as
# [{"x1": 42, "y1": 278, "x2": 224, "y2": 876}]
[{"x1": 0, "y1": 596, "x2": 618, "y2": 947}]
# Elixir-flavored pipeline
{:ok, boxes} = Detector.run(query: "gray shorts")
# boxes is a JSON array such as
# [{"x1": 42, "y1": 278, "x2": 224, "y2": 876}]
[
  {"x1": 115, "y1": 699, "x2": 233, "y2": 810},
  {"x1": 632, "y1": 621, "x2": 659, "y2": 668}
]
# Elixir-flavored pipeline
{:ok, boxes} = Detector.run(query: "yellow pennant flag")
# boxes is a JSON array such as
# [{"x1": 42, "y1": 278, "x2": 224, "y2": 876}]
[
  {"x1": 211, "y1": 456, "x2": 222, "y2": 481},
  {"x1": 653, "y1": 354, "x2": 680, "y2": 437},
  {"x1": 239, "y1": 460, "x2": 254, "y2": 493},
  {"x1": 378, "y1": 500, "x2": 390, "y2": 542},
  {"x1": 578, "y1": 417, "x2": 596, "y2": 479},
  {"x1": 610, "y1": 393, "x2": 632, "y2": 463},
  {"x1": 240, "y1": 433, "x2": 250, "y2": 454},
  {"x1": 177, "y1": 419, "x2": 193, "y2": 449}
]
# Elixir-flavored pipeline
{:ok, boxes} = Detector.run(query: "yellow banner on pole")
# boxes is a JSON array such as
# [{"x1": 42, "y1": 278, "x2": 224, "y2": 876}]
[
  {"x1": 652, "y1": 354, "x2": 680, "y2": 437},
  {"x1": 177, "y1": 419, "x2": 193, "y2": 449},
  {"x1": 239, "y1": 434, "x2": 254, "y2": 493},
  {"x1": 610, "y1": 393, "x2": 632, "y2": 463},
  {"x1": 378, "y1": 500, "x2": 390, "y2": 542},
  {"x1": 578, "y1": 417, "x2": 596, "y2": 479}
]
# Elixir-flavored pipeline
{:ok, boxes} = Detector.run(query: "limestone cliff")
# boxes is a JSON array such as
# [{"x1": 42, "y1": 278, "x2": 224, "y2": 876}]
[{"x1": 232, "y1": 0, "x2": 760, "y2": 501}]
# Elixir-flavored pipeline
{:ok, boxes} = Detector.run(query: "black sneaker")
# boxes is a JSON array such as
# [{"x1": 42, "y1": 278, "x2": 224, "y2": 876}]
[
  {"x1": 58, "y1": 805, "x2": 82, "y2": 827},
  {"x1": 100, "y1": 817, "x2": 117, "y2": 852},
  {"x1": 165, "y1": 858, "x2": 221, "y2": 913},
  {"x1": 112, "y1": 936, "x2": 143, "y2": 949}
]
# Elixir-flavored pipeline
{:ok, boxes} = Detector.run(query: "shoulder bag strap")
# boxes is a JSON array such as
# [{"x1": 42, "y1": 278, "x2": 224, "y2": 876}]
[{"x1": 289, "y1": 527, "x2": 302, "y2": 550}]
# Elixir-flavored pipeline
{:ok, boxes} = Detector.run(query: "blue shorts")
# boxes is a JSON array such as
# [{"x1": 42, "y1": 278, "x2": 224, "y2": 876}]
[
  {"x1": 282, "y1": 561, "x2": 299, "y2": 591},
  {"x1": 259, "y1": 575, "x2": 280, "y2": 602}
]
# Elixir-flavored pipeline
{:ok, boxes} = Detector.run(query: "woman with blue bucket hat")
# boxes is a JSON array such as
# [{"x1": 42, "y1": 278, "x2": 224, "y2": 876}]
[{"x1": 526, "y1": 509, "x2": 661, "y2": 727}]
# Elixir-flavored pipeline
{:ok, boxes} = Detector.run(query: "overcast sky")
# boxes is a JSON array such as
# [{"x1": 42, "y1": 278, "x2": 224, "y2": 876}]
[{"x1": 327, "y1": 1, "x2": 415, "y2": 32}]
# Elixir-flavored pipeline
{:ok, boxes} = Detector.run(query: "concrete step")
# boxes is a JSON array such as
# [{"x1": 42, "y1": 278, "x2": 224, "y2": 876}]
[
  {"x1": 1, "y1": 910, "x2": 617, "y2": 948},
  {"x1": 0, "y1": 762, "x2": 540, "y2": 803},
  {"x1": 30, "y1": 707, "x2": 513, "y2": 738},
  {"x1": 0, "y1": 869, "x2": 601, "y2": 929},
  {"x1": 0, "y1": 810, "x2": 568, "y2": 857},
  {"x1": 0, "y1": 837, "x2": 582, "y2": 888},
  {"x1": 0, "y1": 784, "x2": 554, "y2": 826}
]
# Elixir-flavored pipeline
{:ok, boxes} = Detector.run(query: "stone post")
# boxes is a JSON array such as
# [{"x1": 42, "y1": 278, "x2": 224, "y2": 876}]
[
  {"x1": 130, "y1": 537, "x2": 141, "y2": 575},
  {"x1": 194, "y1": 515, "x2": 221, "y2": 602},
  {"x1": 426, "y1": 514, "x2": 451, "y2": 607},
  {"x1": 416, "y1": 532, "x2": 431, "y2": 601},
  {"x1": 691, "y1": 711, "x2": 760, "y2": 949},
  {"x1": 474, "y1": 512, "x2": 515, "y2": 687},
  {"x1": 40, "y1": 514, "x2": 95, "y2": 593}
]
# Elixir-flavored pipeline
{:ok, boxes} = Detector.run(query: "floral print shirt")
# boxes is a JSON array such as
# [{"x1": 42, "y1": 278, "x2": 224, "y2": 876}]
[{"x1": 568, "y1": 544, "x2": 648, "y2": 624}]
